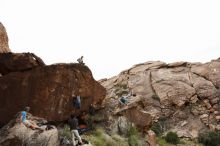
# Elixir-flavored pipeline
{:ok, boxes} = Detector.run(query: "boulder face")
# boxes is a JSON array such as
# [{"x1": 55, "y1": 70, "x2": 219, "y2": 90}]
[
  {"x1": 0, "y1": 22, "x2": 11, "y2": 53},
  {"x1": 0, "y1": 53, "x2": 106, "y2": 124},
  {"x1": 100, "y1": 59, "x2": 220, "y2": 138}
]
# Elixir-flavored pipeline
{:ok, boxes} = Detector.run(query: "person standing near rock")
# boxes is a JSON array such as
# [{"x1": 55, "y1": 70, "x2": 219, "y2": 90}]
[
  {"x1": 68, "y1": 115, "x2": 83, "y2": 145},
  {"x1": 19, "y1": 106, "x2": 44, "y2": 131}
]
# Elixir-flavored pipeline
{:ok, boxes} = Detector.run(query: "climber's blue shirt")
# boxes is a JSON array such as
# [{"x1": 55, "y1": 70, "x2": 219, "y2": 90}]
[{"x1": 21, "y1": 111, "x2": 26, "y2": 122}]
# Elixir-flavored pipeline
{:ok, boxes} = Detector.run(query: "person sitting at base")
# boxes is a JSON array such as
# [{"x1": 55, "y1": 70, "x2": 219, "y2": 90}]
[
  {"x1": 20, "y1": 106, "x2": 44, "y2": 131},
  {"x1": 68, "y1": 115, "x2": 83, "y2": 145}
]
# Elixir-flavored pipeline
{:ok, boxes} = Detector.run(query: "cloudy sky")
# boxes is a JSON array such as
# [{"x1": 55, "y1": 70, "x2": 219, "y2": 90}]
[{"x1": 1, "y1": 0, "x2": 220, "y2": 79}]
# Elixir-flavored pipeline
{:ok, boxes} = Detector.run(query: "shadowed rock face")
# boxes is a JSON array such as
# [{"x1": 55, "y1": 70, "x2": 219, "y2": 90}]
[
  {"x1": 0, "y1": 53, "x2": 106, "y2": 124},
  {"x1": 0, "y1": 22, "x2": 11, "y2": 53},
  {"x1": 101, "y1": 59, "x2": 220, "y2": 138}
]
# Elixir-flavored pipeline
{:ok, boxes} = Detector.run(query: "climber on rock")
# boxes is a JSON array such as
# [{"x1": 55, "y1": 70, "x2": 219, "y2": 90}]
[
  {"x1": 72, "y1": 93, "x2": 81, "y2": 109},
  {"x1": 19, "y1": 106, "x2": 44, "y2": 131},
  {"x1": 118, "y1": 91, "x2": 133, "y2": 106},
  {"x1": 77, "y1": 56, "x2": 85, "y2": 65},
  {"x1": 119, "y1": 96, "x2": 128, "y2": 106}
]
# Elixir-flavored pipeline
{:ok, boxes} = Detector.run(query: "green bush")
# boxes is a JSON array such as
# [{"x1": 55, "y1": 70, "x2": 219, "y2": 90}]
[
  {"x1": 86, "y1": 115, "x2": 95, "y2": 130},
  {"x1": 151, "y1": 122, "x2": 163, "y2": 136},
  {"x1": 89, "y1": 126, "x2": 143, "y2": 146},
  {"x1": 115, "y1": 83, "x2": 128, "y2": 89},
  {"x1": 110, "y1": 96, "x2": 117, "y2": 99},
  {"x1": 89, "y1": 127, "x2": 126, "y2": 146},
  {"x1": 115, "y1": 89, "x2": 129, "y2": 97},
  {"x1": 58, "y1": 124, "x2": 72, "y2": 140},
  {"x1": 165, "y1": 132, "x2": 179, "y2": 144},
  {"x1": 111, "y1": 134, "x2": 127, "y2": 146},
  {"x1": 198, "y1": 131, "x2": 220, "y2": 146},
  {"x1": 156, "y1": 137, "x2": 170, "y2": 146},
  {"x1": 114, "y1": 83, "x2": 129, "y2": 97},
  {"x1": 155, "y1": 79, "x2": 165, "y2": 83},
  {"x1": 89, "y1": 128, "x2": 106, "y2": 146},
  {"x1": 151, "y1": 94, "x2": 160, "y2": 101},
  {"x1": 127, "y1": 124, "x2": 142, "y2": 146}
]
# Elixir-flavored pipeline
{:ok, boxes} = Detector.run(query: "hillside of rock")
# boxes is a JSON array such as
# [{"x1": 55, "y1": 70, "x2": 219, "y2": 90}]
[{"x1": 100, "y1": 60, "x2": 220, "y2": 138}]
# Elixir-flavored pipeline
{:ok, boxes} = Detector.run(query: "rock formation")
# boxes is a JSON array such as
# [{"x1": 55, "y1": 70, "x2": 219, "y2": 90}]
[
  {"x1": 0, "y1": 22, "x2": 11, "y2": 53},
  {"x1": 0, "y1": 113, "x2": 59, "y2": 146},
  {"x1": 100, "y1": 59, "x2": 220, "y2": 138},
  {"x1": 0, "y1": 53, "x2": 45, "y2": 75},
  {"x1": 0, "y1": 53, "x2": 106, "y2": 124}
]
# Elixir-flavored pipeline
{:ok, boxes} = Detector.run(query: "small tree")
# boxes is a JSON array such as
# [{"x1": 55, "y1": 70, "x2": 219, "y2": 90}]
[{"x1": 150, "y1": 122, "x2": 163, "y2": 136}]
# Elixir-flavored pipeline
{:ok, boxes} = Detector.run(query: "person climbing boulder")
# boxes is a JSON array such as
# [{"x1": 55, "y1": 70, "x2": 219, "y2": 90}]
[
  {"x1": 118, "y1": 91, "x2": 133, "y2": 106},
  {"x1": 119, "y1": 96, "x2": 128, "y2": 106},
  {"x1": 72, "y1": 95, "x2": 81, "y2": 109}
]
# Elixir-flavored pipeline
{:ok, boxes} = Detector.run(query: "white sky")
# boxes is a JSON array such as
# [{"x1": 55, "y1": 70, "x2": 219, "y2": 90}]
[{"x1": 1, "y1": 0, "x2": 220, "y2": 79}]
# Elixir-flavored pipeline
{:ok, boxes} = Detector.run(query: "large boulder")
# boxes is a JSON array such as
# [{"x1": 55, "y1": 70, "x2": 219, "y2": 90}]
[
  {"x1": 0, "y1": 53, "x2": 106, "y2": 124},
  {"x1": 0, "y1": 22, "x2": 11, "y2": 53},
  {"x1": 124, "y1": 107, "x2": 152, "y2": 130}
]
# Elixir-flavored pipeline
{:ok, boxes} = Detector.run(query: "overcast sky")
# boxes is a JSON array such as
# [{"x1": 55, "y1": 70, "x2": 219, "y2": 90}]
[{"x1": 1, "y1": 0, "x2": 220, "y2": 79}]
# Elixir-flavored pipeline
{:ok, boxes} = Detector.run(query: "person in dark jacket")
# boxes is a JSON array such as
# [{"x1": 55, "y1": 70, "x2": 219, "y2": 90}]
[{"x1": 68, "y1": 115, "x2": 82, "y2": 145}]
